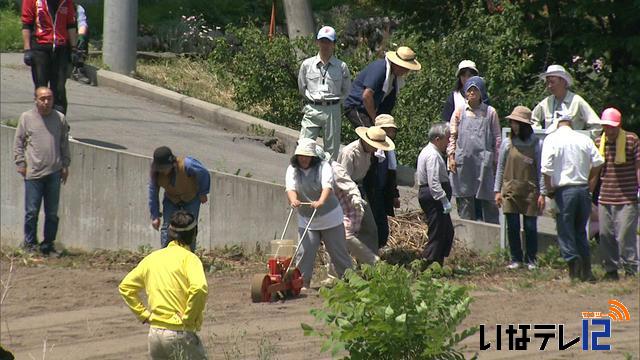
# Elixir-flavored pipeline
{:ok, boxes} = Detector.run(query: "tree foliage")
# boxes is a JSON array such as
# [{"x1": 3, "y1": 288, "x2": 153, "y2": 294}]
[
  {"x1": 210, "y1": 25, "x2": 302, "y2": 128},
  {"x1": 208, "y1": 0, "x2": 639, "y2": 166}
]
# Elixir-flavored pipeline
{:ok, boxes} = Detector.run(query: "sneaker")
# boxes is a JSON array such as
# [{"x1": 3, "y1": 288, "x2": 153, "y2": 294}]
[
  {"x1": 603, "y1": 271, "x2": 619, "y2": 281},
  {"x1": 39, "y1": 243, "x2": 58, "y2": 257},
  {"x1": 71, "y1": 68, "x2": 90, "y2": 84},
  {"x1": 506, "y1": 262, "x2": 521, "y2": 270},
  {"x1": 320, "y1": 277, "x2": 337, "y2": 288},
  {"x1": 22, "y1": 243, "x2": 38, "y2": 254},
  {"x1": 527, "y1": 263, "x2": 538, "y2": 270}
]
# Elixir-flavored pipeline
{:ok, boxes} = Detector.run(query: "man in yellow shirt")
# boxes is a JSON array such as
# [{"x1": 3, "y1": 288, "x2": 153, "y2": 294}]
[{"x1": 119, "y1": 210, "x2": 208, "y2": 359}]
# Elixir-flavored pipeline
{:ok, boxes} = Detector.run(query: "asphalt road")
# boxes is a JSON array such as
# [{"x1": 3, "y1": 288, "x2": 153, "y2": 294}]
[{"x1": 0, "y1": 53, "x2": 291, "y2": 184}]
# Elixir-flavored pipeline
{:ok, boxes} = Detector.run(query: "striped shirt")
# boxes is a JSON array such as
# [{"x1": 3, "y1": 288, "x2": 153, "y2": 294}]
[{"x1": 595, "y1": 132, "x2": 640, "y2": 205}]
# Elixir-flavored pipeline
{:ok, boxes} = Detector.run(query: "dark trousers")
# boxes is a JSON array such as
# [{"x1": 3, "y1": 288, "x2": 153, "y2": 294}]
[
  {"x1": 555, "y1": 185, "x2": 591, "y2": 262},
  {"x1": 30, "y1": 45, "x2": 71, "y2": 114},
  {"x1": 24, "y1": 171, "x2": 62, "y2": 251},
  {"x1": 344, "y1": 107, "x2": 373, "y2": 128},
  {"x1": 418, "y1": 183, "x2": 454, "y2": 264},
  {"x1": 505, "y1": 213, "x2": 538, "y2": 263},
  {"x1": 160, "y1": 196, "x2": 201, "y2": 252},
  {"x1": 371, "y1": 189, "x2": 389, "y2": 248}
]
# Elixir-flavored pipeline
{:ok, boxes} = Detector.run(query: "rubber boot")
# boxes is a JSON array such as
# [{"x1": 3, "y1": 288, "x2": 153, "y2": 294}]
[
  {"x1": 580, "y1": 255, "x2": 596, "y2": 283},
  {"x1": 568, "y1": 257, "x2": 581, "y2": 280}
]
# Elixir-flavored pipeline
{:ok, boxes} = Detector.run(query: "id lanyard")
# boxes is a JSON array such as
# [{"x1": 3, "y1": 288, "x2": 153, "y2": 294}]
[{"x1": 319, "y1": 63, "x2": 329, "y2": 84}]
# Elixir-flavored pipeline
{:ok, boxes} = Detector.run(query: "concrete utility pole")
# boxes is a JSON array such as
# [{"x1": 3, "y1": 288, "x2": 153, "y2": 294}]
[
  {"x1": 103, "y1": 0, "x2": 138, "y2": 75},
  {"x1": 282, "y1": 0, "x2": 315, "y2": 39}
]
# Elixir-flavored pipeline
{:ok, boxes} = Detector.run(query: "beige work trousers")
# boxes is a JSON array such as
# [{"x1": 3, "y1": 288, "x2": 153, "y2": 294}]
[
  {"x1": 299, "y1": 103, "x2": 342, "y2": 160},
  {"x1": 148, "y1": 327, "x2": 208, "y2": 360}
]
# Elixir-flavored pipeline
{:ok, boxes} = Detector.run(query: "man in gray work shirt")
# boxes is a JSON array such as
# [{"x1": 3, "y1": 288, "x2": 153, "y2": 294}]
[
  {"x1": 13, "y1": 87, "x2": 70, "y2": 255},
  {"x1": 298, "y1": 26, "x2": 351, "y2": 160}
]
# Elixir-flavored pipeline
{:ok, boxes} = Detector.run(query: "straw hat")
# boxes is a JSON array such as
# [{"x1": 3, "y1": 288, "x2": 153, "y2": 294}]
[
  {"x1": 539, "y1": 64, "x2": 573, "y2": 87},
  {"x1": 386, "y1": 46, "x2": 421, "y2": 71},
  {"x1": 374, "y1": 114, "x2": 397, "y2": 129},
  {"x1": 505, "y1": 106, "x2": 533, "y2": 125},
  {"x1": 294, "y1": 138, "x2": 318, "y2": 157},
  {"x1": 355, "y1": 126, "x2": 395, "y2": 151}
]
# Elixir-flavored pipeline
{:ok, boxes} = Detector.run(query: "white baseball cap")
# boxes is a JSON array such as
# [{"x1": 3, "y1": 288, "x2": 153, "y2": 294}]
[{"x1": 317, "y1": 26, "x2": 336, "y2": 42}]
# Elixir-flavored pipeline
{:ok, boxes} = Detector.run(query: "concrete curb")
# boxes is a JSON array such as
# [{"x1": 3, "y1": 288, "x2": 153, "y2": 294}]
[{"x1": 85, "y1": 64, "x2": 417, "y2": 186}]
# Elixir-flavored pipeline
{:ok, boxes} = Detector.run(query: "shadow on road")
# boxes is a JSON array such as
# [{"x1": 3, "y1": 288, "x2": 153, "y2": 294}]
[{"x1": 73, "y1": 138, "x2": 127, "y2": 150}]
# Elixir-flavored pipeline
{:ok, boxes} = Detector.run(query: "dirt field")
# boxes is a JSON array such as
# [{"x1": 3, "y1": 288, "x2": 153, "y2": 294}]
[{"x1": 0, "y1": 253, "x2": 638, "y2": 360}]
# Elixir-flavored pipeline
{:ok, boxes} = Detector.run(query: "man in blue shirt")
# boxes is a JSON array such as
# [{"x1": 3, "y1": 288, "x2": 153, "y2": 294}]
[
  {"x1": 344, "y1": 46, "x2": 421, "y2": 128},
  {"x1": 148, "y1": 146, "x2": 210, "y2": 251}
]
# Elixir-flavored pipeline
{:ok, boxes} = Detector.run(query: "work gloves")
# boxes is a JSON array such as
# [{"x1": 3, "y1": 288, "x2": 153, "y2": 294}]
[
  {"x1": 440, "y1": 197, "x2": 452, "y2": 215},
  {"x1": 77, "y1": 34, "x2": 89, "y2": 52},
  {"x1": 23, "y1": 49, "x2": 33, "y2": 66},
  {"x1": 351, "y1": 197, "x2": 366, "y2": 216}
]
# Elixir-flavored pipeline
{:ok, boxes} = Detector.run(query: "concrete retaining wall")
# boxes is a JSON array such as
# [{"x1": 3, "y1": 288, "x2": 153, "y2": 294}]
[
  {"x1": 1, "y1": 125, "x2": 296, "y2": 251},
  {"x1": 453, "y1": 217, "x2": 557, "y2": 255}
]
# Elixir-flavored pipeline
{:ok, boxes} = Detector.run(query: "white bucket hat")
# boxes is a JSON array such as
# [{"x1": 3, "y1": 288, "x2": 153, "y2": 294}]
[
  {"x1": 314, "y1": 144, "x2": 331, "y2": 161},
  {"x1": 294, "y1": 138, "x2": 318, "y2": 157},
  {"x1": 539, "y1": 64, "x2": 573, "y2": 87},
  {"x1": 374, "y1": 114, "x2": 397, "y2": 129},
  {"x1": 355, "y1": 126, "x2": 395, "y2": 151},
  {"x1": 456, "y1": 60, "x2": 479, "y2": 77}
]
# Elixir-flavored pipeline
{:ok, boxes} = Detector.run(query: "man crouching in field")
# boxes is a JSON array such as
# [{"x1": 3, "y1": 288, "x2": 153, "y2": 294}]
[{"x1": 119, "y1": 210, "x2": 209, "y2": 359}]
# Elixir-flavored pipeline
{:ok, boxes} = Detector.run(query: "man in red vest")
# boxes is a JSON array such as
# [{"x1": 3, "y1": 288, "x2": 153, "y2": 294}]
[{"x1": 22, "y1": 0, "x2": 79, "y2": 114}]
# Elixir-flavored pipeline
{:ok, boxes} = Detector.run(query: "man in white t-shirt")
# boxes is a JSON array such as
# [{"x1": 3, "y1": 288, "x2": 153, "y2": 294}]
[{"x1": 541, "y1": 114, "x2": 604, "y2": 281}]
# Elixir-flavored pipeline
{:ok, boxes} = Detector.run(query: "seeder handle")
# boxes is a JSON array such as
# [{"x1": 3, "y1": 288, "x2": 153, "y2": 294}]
[
  {"x1": 284, "y1": 206, "x2": 317, "y2": 277},
  {"x1": 279, "y1": 202, "x2": 314, "y2": 242}
]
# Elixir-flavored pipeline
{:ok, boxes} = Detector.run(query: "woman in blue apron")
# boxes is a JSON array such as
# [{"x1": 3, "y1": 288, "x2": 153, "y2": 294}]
[{"x1": 447, "y1": 76, "x2": 501, "y2": 223}]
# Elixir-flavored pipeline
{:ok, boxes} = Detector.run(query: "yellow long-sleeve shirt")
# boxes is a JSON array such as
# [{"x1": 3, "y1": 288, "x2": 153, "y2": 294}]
[{"x1": 119, "y1": 241, "x2": 208, "y2": 331}]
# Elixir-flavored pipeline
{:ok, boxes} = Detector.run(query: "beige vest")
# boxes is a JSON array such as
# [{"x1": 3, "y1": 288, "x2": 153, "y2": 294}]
[
  {"x1": 157, "y1": 157, "x2": 198, "y2": 204},
  {"x1": 502, "y1": 141, "x2": 539, "y2": 216}
]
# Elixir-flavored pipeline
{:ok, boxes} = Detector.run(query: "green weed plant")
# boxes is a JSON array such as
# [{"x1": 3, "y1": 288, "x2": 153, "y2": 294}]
[
  {"x1": 302, "y1": 261, "x2": 477, "y2": 359},
  {"x1": 0, "y1": 6, "x2": 22, "y2": 51}
]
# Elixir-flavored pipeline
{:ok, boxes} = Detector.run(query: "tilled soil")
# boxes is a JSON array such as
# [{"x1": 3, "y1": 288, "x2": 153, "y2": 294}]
[{"x1": 0, "y1": 257, "x2": 638, "y2": 359}]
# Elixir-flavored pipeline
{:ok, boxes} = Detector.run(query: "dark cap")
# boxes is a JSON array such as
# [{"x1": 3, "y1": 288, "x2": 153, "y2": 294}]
[{"x1": 152, "y1": 146, "x2": 175, "y2": 170}]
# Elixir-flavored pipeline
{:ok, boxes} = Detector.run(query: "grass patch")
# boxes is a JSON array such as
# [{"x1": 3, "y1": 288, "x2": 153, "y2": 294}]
[
  {"x1": 89, "y1": 55, "x2": 276, "y2": 122},
  {"x1": 2, "y1": 118, "x2": 18, "y2": 127},
  {"x1": 0, "y1": 243, "x2": 266, "y2": 274},
  {"x1": 134, "y1": 57, "x2": 236, "y2": 110},
  {"x1": 0, "y1": 6, "x2": 22, "y2": 51}
]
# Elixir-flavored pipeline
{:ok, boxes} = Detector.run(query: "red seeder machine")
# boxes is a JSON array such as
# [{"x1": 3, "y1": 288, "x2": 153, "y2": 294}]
[{"x1": 250, "y1": 205, "x2": 317, "y2": 302}]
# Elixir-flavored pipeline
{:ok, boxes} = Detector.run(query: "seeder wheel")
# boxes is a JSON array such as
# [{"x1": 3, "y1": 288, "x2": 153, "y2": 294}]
[
  {"x1": 251, "y1": 274, "x2": 272, "y2": 303},
  {"x1": 287, "y1": 268, "x2": 304, "y2": 297}
]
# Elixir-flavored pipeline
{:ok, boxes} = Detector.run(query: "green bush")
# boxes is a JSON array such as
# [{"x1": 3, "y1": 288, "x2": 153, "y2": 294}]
[
  {"x1": 0, "y1": 6, "x2": 23, "y2": 51},
  {"x1": 302, "y1": 262, "x2": 477, "y2": 359},
  {"x1": 209, "y1": 25, "x2": 305, "y2": 129}
]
